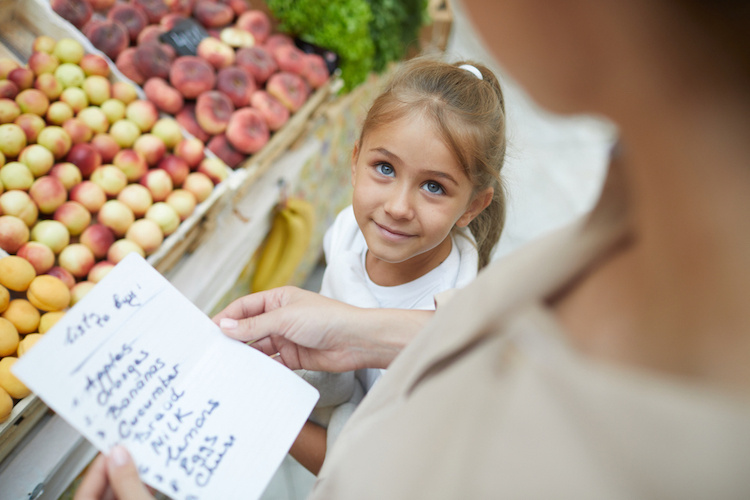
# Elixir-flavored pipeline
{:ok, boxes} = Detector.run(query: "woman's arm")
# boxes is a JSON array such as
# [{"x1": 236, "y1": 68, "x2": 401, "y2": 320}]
[
  {"x1": 213, "y1": 286, "x2": 433, "y2": 371},
  {"x1": 288, "y1": 421, "x2": 328, "y2": 475}
]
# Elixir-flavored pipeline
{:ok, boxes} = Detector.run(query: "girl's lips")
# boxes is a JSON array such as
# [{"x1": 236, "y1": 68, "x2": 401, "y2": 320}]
[{"x1": 374, "y1": 221, "x2": 413, "y2": 241}]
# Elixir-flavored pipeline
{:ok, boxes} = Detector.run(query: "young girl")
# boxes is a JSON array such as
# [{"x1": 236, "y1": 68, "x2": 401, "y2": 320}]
[{"x1": 290, "y1": 56, "x2": 508, "y2": 474}]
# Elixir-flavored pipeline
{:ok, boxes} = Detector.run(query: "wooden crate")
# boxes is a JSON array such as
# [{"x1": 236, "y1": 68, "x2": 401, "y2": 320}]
[{"x1": 420, "y1": 0, "x2": 454, "y2": 54}]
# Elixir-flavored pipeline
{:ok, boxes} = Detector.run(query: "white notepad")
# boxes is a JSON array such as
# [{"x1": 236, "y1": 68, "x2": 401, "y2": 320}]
[{"x1": 13, "y1": 253, "x2": 319, "y2": 500}]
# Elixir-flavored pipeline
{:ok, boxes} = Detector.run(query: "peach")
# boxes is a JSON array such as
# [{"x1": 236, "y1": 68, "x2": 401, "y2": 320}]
[
  {"x1": 27, "y1": 51, "x2": 60, "y2": 76},
  {"x1": 236, "y1": 10, "x2": 271, "y2": 45},
  {"x1": 59, "y1": 89, "x2": 88, "y2": 117},
  {"x1": 77, "y1": 106, "x2": 110, "y2": 135},
  {"x1": 133, "y1": 0, "x2": 169, "y2": 24},
  {"x1": 125, "y1": 100, "x2": 159, "y2": 132},
  {"x1": 70, "y1": 181, "x2": 107, "y2": 213},
  {"x1": 33, "y1": 73, "x2": 63, "y2": 101},
  {"x1": 91, "y1": 132, "x2": 121, "y2": 163},
  {"x1": 197, "y1": 37, "x2": 236, "y2": 69},
  {"x1": 235, "y1": 46, "x2": 277, "y2": 85},
  {"x1": 302, "y1": 53, "x2": 330, "y2": 89},
  {"x1": 216, "y1": 66, "x2": 256, "y2": 108},
  {"x1": 174, "y1": 137, "x2": 205, "y2": 168},
  {"x1": 46, "y1": 101, "x2": 74, "y2": 126},
  {"x1": 88, "y1": 260, "x2": 116, "y2": 283},
  {"x1": 113, "y1": 148, "x2": 148, "y2": 182},
  {"x1": 47, "y1": 266, "x2": 76, "y2": 289},
  {"x1": 0, "y1": 191, "x2": 38, "y2": 227},
  {"x1": 89, "y1": 0, "x2": 116, "y2": 10},
  {"x1": 51, "y1": 0, "x2": 93, "y2": 29},
  {"x1": 0, "y1": 98, "x2": 21, "y2": 124},
  {"x1": 107, "y1": 238, "x2": 145, "y2": 264},
  {"x1": 90, "y1": 165, "x2": 128, "y2": 197},
  {"x1": 8, "y1": 67, "x2": 35, "y2": 91},
  {"x1": 62, "y1": 117, "x2": 94, "y2": 145},
  {"x1": 137, "y1": 25, "x2": 167, "y2": 46},
  {"x1": 97, "y1": 199, "x2": 135, "y2": 236},
  {"x1": 266, "y1": 71, "x2": 309, "y2": 112},
  {"x1": 126, "y1": 218, "x2": 164, "y2": 254},
  {"x1": 15, "y1": 113, "x2": 46, "y2": 143},
  {"x1": 66, "y1": 143, "x2": 102, "y2": 178},
  {"x1": 0, "y1": 123, "x2": 28, "y2": 158},
  {"x1": 0, "y1": 80, "x2": 19, "y2": 100},
  {"x1": 49, "y1": 162, "x2": 82, "y2": 190},
  {"x1": 250, "y1": 90, "x2": 289, "y2": 131},
  {"x1": 27, "y1": 274, "x2": 71, "y2": 311},
  {"x1": 145, "y1": 201, "x2": 180, "y2": 235},
  {"x1": 143, "y1": 77, "x2": 184, "y2": 115},
  {"x1": 264, "y1": 33, "x2": 295, "y2": 52},
  {"x1": 82, "y1": 75, "x2": 112, "y2": 106},
  {"x1": 115, "y1": 47, "x2": 146, "y2": 85},
  {"x1": 197, "y1": 156, "x2": 229, "y2": 184},
  {"x1": 0, "y1": 255, "x2": 36, "y2": 292},
  {"x1": 108, "y1": 3, "x2": 149, "y2": 43},
  {"x1": 17, "y1": 242, "x2": 55, "y2": 275},
  {"x1": 182, "y1": 172, "x2": 215, "y2": 202},
  {"x1": 19, "y1": 144, "x2": 55, "y2": 177},
  {"x1": 0, "y1": 318, "x2": 19, "y2": 358},
  {"x1": 151, "y1": 117, "x2": 183, "y2": 149},
  {"x1": 221, "y1": 0, "x2": 252, "y2": 16},
  {"x1": 169, "y1": 56, "x2": 216, "y2": 99},
  {"x1": 0, "y1": 162, "x2": 34, "y2": 191},
  {"x1": 133, "y1": 134, "x2": 166, "y2": 166},
  {"x1": 70, "y1": 281, "x2": 96, "y2": 305},
  {"x1": 196, "y1": 90, "x2": 234, "y2": 135},
  {"x1": 80, "y1": 53, "x2": 111, "y2": 77},
  {"x1": 58, "y1": 243, "x2": 96, "y2": 279},
  {"x1": 219, "y1": 27, "x2": 255, "y2": 49},
  {"x1": 111, "y1": 81, "x2": 139, "y2": 105},
  {"x1": 134, "y1": 43, "x2": 173, "y2": 80},
  {"x1": 117, "y1": 183, "x2": 153, "y2": 217},
  {"x1": 158, "y1": 154, "x2": 190, "y2": 186},
  {"x1": 54, "y1": 200, "x2": 92, "y2": 236},
  {"x1": 140, "y1": 168, "x2": 173, "y2": 202},
  {"x1": 31, "y1": 220, "x2": 70, "y2": 254},
  {"x1": 166, "y1": 189, "x2": 197, "y2": 220},
  {"x1": 80, "y1": 223, "x2": 115, "y2": 259},
  {"x1": 109, "y1": 119, "x2": 142, "y2": 148},
  {"x1": 100, "y1": 98, "x2": 126, "y2": 124},
  {"x1": 225, "y1": 107, "x2": 269, "y2": 154},
  {"x1": 52, "y1": 39, "x2": 83, "y2": 67},
  {"x1": 206, "y1": 133, "x2": 245, "y2": 168},
  {"x1": 160, "y1": 12, "x2": 188, "y2": 30},
  {"x1": 86, "y1": 20, "x2": 130, "y2": 60},
  {"x1": 54, "y1": 63, "x2": 86, "y2": 89},
  {"x1": 193, "y1": 0, "x2": 234, "y2": 28},
  {"x1": 176, "y1": 103, "x2": 210, "y2": 142}
]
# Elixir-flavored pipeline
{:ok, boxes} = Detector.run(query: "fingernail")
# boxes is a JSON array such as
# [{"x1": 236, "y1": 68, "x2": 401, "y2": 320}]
[
  {"x1": 110, "y1": 445, "x2": 130, "y2": 467},
  {"x1": 220, "y1": 318, "x2": 238, "y2": 330}
]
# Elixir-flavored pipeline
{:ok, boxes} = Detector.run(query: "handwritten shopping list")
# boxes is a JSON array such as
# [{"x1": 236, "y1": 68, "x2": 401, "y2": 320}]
[{"x1": 12, "y1": 254, "x2": 319, "y2": 500}]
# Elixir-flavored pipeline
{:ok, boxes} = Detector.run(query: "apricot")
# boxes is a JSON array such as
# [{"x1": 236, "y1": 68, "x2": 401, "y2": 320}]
[
  {"x1": 0, "y1": 317, "x2": 19, "y2": 356},
  {"x1": 2, "y1": 299, "x2": 40, "y2": 334},
  {"x1": 0, "y1": 357, "x2": 31, "y2": 399},
  {"x1": 0, "y1": 285, "x2": 8, "y2": 313},
  {"x1": 0, "y1": 387, "x2": 12, "y2": 423},
  {"x1": 0, "y1": 255, "x2": 36, "y2": 291},
  {"x1": 27, "y1": 275, "x2": 71, "y2": 312},
  {"x1": 39, "y1": 311, "x2": 66, "y2": 334},
  {"x1": 17, "y1": 333, "x2": 41, "y2": 357}
]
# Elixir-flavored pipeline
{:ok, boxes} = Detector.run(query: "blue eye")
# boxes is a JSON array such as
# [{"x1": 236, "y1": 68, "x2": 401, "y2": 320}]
[
  {"x1": 422, "y1": 181, "x2": 445, "y2": 195},
  {"x1": 376, "y1": 163, "x2": 395, "y2": 176}
]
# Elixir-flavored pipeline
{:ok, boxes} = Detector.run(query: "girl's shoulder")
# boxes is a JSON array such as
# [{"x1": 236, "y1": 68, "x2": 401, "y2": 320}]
[{"x1": 323, "y1": 205, "x2": 366, "y2": 258}]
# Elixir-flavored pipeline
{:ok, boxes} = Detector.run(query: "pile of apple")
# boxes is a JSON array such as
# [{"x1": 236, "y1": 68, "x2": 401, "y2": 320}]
[
  {"x1": 0, "y1": 36, "x2": 226, "y2": 294},
  {"x1": 50, "y1": 0, "x2": 331, "y2": 168}
]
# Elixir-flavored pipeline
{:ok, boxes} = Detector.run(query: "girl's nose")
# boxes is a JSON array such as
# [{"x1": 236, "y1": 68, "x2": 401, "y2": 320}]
[{"x1": 384, "y1": 187, "x2": 414, "y2": 220}]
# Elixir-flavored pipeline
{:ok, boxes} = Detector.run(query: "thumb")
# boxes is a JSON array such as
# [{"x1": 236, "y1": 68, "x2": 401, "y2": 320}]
[{"x1": 106, "y1": 446, "x2": 154, "y2": 500}]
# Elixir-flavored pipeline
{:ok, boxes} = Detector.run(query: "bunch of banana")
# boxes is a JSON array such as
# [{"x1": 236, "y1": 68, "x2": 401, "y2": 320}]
[{"x1": 251, "y1": 197, "x2": 315, "y2": 292}]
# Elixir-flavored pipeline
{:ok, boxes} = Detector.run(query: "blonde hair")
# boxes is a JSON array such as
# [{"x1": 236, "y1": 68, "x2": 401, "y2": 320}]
[{"x1": 359, "y1": 57, "x2": 507, "y2": 269}]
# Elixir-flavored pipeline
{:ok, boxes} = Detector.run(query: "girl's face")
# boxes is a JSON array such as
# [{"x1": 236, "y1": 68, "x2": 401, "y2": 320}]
[{"x1": 351, "y1": 113, "x2": 492, "y2": 284}]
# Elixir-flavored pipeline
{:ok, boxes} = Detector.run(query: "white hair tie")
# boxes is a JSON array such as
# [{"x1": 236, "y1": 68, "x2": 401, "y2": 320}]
[{"x1": 458, "y1": 64, "x2": 483, "y2": 80}]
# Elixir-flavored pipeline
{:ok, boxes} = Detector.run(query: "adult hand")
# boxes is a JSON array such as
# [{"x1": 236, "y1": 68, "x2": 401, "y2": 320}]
[
  {"x1": 213, "y1": 286, "x2": 431, "y2": 371},
  {"x1": 74, "y1": 446, "x2": 153, "y2": 500}
]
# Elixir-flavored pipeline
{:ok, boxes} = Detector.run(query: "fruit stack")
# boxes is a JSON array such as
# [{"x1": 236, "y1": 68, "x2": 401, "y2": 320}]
[
  {"x1": 51, "y1": 0, "x2": 331, "y2": 169},
  {"x1": 0, "y1": 36, "x2": 226, "y2": 298},
  {"x1": 0, "y1": 255, "x2": 69, "y2": 423}
]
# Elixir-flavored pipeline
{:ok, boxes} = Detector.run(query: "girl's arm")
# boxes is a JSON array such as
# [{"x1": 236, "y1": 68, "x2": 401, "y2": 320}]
[
  {"x1": 213, "y1": 287, "x2": 433, "y2": 371},
  {"x1": 288, "y1": 421, "x2": 327, "y2": 475}
]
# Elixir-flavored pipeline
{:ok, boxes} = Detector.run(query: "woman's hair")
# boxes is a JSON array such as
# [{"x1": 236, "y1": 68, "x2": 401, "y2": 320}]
[{"x1": 358, "y1": 57, "x2": 507, "y2": 269}]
